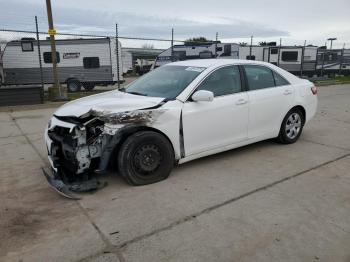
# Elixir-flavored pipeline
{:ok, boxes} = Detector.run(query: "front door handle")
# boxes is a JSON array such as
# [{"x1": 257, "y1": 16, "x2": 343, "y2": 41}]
[
  {"x1": 236, "y1": 98, "x2": 247, "y2": 105},
  {"x1": 283, "y1": 90, "x2": 293, "y2": 95}
]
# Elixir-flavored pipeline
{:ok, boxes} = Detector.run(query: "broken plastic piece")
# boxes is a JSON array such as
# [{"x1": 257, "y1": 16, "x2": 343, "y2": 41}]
[{"x1": 42, "y1": 167, "x2": 81, "y2": 200}]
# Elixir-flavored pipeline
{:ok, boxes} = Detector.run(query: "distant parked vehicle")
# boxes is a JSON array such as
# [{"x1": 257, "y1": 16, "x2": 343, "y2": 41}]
[
  {"x1": 154, "y1": 43, "x2": 239, "y2": 68},
  {"x1": 121, "y1": 49, "x2": 133, "y2": 75},
  {"x1": 44, "y1": 59, "x2": 317, "y2": 198},
  {"x1": 1, "y1": 37, "x2": 123, "y2": 91},
  {"x1": 135, "y1": 58, "x2": 154, "y2": 75}
]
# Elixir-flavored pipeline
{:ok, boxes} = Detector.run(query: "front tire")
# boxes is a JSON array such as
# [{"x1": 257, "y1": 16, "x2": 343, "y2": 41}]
[
  {"x1": 277, "y1": 108, "x2": 304, "y2": 144},
  {"x1": 118, "y1": 131, "x2": 175, "y2": 186}
]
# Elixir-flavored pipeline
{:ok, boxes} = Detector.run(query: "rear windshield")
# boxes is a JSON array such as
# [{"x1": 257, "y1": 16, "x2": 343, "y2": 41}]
[{"x1": 124, "y1": 65, "x2": 205, "y2": 99}]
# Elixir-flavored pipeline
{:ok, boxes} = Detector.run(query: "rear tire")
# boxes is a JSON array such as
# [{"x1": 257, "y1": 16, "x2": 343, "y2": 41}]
[
  {"x1": 83, "y1": 83, "x2": 95, "y2": 91},
  {"x1": 277, "y1": 108, "x2": 304, "y2": 144},
  {"x1": 67, "y1": 79, "x2": 81, "y2": 92},
  {"x1": 118, "y1": 131, "x2": 174, "y2": 186}
]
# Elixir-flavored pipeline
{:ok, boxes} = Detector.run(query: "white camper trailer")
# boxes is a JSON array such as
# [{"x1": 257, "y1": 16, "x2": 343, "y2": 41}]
[
  {"x1": 154, "y1": 43, "x2": 239, "y2": 67},
  {"x1": 238, "y1": 46, "x2": 265, "y2": 61},
  {"x1": 121, "y1": 49, "x2": 133, "y2": 74},
  {"x1": 261, "y1": 46, "x2": 318, "y2": 76},
  {"x1": 1, "y1": 37, "x2": 123, "y2": 91}
]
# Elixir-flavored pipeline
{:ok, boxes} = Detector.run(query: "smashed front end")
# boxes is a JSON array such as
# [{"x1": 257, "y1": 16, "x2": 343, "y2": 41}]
[{"x1": 44, "y1": 109, "x2": 162, "y2": 199}]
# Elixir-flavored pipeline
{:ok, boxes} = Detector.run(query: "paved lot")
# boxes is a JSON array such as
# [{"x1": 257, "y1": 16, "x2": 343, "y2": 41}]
[{"x1": 1, "y1": 84, "x2": 350, "y2": 262}]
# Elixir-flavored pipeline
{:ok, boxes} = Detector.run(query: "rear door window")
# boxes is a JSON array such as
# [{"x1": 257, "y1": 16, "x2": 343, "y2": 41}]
[
  {"x1": 244, "y1": 65, "x2": 275, "y2": 90},
  {"x1": 273, "y1": 71, "x2": 290, "y2": 86}
]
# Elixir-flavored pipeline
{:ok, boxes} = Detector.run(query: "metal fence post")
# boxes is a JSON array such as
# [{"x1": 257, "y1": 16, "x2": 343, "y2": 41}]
[
  {"x1": 115, "y1": 23, "x2": 120, "y2": 89},
  {"x1": 249, "y1": 35, "x2": 253, "y2": 59},
  {"x1": 215, "y1": 32, "x2": 218, "y2": 58},
  {"x1": 339, "y1": 43, "x2": 345, "y2": 75},
  {"x1": 300, "y1": 40, "x2": 306, "y2": 77},
  {"x1": 35, "y1": 16, "x2": 44, "y2": 103},
  {"x1": 171, "y1": 28, "x2": 174, "y2": 62},
  {"x1": 277, "y1": 38, "x2": 282, "y2": 66},
  {"x1": 321, "y1": 52, "x2": 325, "y2": 77}
]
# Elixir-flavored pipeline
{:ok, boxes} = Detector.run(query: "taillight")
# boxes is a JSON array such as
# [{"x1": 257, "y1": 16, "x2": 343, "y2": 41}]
[{"x1": 311, "y1": 86, "x2": 317, "y2": 95}]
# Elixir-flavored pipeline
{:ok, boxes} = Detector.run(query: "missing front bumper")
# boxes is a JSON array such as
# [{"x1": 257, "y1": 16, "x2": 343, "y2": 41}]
[{"x1": 42, "y1": 167, "x2": 107, "y2": 200}]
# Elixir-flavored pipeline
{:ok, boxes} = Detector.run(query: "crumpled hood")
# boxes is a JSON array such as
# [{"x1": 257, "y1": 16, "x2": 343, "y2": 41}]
[{"x1": 54, "y1": 90, "x2": 165, "y2": 117}]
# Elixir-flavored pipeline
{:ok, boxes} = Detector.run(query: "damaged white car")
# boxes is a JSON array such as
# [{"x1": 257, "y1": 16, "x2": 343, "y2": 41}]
[{"x1": 44, "y1": 59, "x2": 317, "y2": 198}]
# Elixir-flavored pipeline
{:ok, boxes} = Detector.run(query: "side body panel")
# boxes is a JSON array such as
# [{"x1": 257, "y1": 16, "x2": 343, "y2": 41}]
[{"x1": 182, "y1": 92, "x2": 249, "y2": 156}]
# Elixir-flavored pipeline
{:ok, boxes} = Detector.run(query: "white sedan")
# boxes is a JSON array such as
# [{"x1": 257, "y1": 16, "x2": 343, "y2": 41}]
[{"x1": 45, "y1": 59, "x2": 317, "y2": 196}]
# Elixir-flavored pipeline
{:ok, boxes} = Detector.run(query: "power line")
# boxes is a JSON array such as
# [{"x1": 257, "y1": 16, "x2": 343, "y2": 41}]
[{"x1": 0, "y1": 28, "x2": 186, "y2": 42}]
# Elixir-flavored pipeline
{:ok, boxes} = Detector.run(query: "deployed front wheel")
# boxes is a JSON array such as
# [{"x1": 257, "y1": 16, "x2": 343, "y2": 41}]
[
  {"x1": 118, "y1": 131, "x2": 175, "y2": 186},
  {"x1": 277, "y1": 108, "x2": 304, "y2": 144}
]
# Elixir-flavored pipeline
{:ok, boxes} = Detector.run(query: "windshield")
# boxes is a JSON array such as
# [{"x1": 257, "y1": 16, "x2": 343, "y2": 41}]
[{"x1": 123, "y1": 65, "x2": 205, "y2": 99}]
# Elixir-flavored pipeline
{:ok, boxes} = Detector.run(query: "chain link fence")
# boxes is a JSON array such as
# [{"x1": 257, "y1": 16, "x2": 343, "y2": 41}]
[{"x1": 1, "y1": 20, "x2": 350, "y2": 101}]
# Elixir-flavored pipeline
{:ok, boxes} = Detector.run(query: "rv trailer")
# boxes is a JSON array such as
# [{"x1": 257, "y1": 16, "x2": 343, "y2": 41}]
[
  {"x1": 1, "y1": 37, "x2": 123, "y2": 91},
  {"x1": 153, "y1": 42, "x2": 350, "y2": 76},
  {"x1": 316, "y1": 48, "x2": 350, "y2": 75},
  {"x1": 261, "y1": 46, "x2": 318, "y2": 76},
  {"x1": 154, "y1": 42, "x2": 239, "y2": 68}
]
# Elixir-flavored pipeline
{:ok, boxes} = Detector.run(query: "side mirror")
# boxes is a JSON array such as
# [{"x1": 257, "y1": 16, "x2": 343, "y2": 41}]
[{"x1": 191, "y1": 90, "x2": 214, "y2": 102}]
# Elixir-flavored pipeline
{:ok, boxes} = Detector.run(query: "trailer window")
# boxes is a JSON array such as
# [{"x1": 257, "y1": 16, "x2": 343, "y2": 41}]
[
  {"x1": 270, "y1": 48, "x2": 278, "y2": 54},
  {"x1": 21, "y1": 42, "x2": 33, "y2": 52},
  {"x1": 281, "y1": 51, "x2": 298, "y2": 62},
  {"x1": 246, "y1": 55, "x2": 255, "y2": 60},
  {"x1": 44, "y1": 52, "x2": 60, "y2": 63},
  {"x1": 83, "y1": 57, "x2": 100, "y2": 68}
]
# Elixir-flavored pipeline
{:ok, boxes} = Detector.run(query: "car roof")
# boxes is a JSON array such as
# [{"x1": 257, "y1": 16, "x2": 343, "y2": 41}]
[{"x1": 167, "y1": 59, "x2": 271, "y2": 68}]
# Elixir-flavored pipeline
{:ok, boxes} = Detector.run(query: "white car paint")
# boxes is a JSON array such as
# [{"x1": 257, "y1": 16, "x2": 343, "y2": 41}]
[{"x1": 45, "y1": 59, "x2": 317, "y2": 173}]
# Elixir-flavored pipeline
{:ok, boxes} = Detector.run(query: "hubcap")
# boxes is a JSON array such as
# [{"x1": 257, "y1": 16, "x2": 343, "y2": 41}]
[
  {"x1": 133, "y1": 144, "x2": 161, "y2": 174},
  {"x1": 285, "y1": 113, "x2": 302, "y2": 139}
]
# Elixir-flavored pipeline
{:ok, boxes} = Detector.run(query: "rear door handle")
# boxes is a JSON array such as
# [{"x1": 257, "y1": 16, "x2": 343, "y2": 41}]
[
  {"x1": 236, "y1": 98, "x2": 247, "y2": 105},
  {"x1": 283, "y1": 90, "x2": 293, "y2": 95}
]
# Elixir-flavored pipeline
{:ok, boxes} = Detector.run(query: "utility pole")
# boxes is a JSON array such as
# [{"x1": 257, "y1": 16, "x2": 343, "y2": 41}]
[{"x1": 46, "y1": 0, "x2": 66, "y2": 100}]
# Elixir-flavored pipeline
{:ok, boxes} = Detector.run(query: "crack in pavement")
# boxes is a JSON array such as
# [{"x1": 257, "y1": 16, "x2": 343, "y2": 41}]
[
  {"x1": 110, "y1": 152, "x2": 350, "y2": 250},
  {"x1": 300, "y1": 138, "x2": 350, "y2": 152}
]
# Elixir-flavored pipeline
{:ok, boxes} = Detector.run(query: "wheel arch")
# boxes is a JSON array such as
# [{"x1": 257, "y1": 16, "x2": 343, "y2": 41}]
[
  {"x1": 290, "y1": 105, "x2": 306, "y2": 122},
  {"x1": 110, "y1": 125, "x2": 178, "y2": 168},
  {"x1": 66, "y1": 77, "x2": 80, "y2": 83}
]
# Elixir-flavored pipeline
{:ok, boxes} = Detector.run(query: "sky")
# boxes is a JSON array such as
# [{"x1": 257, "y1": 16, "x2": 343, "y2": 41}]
[{"x1": 0, "y1": 0, "x2": 350, "y2": 49}]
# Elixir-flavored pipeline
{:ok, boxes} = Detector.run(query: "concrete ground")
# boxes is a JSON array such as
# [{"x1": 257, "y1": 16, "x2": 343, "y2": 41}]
[{"x1": 1, "y1": 84, "x2": 350, "y2": 262}]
